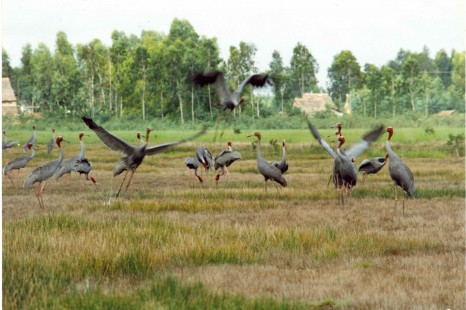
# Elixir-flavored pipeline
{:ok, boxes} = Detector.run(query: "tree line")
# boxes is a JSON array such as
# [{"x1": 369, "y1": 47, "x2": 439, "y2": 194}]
[{"x1": 2, "y1": 18, "x2": 464, "y2": 124}]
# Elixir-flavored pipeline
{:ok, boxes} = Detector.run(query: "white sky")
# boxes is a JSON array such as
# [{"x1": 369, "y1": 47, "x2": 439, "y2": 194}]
[{"x1": 2, "y1": 0, "x2": 464, "y2": 88}]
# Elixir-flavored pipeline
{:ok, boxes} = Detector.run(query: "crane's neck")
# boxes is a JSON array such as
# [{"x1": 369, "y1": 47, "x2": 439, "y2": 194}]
[
  {"x1": 30, "y1": 148, "x2": 35, "y2": 159},
  {"x1": 256, "y1": 139, "x2": 262, "y2": 159},
  {"x1": 79, "y1": 140, "x2": 85, "y2": 158},
  {"x1": 282, "y1": 145, "x2": 286, "y2": 161},
  {"x1": 57, "y1": 145, "x2": 64, "y2": 164},
  {"x1": 385, "y1": 140, "x2": 396, "y2": 158},
  {"x1": 227, "y1": 145, "x2": 232, "y2": 152}
]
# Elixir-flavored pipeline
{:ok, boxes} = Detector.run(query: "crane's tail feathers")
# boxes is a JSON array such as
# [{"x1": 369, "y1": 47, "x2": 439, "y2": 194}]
[{"x1": 81, "y1": 116, "x2": 101, "y2": 131}]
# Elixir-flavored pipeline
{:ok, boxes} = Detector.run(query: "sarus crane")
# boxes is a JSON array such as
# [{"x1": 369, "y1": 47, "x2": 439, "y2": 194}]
[
  {"x1": 2, "y1": 131, "x2": 19, "y2": 150},
  {"x1": 24, "y1": 136, "x2": 64, "y2": 208},
  {"x1": 47, "y1": 128, "x2": 56, "y2": 154},
  {"x1": 358, "y1": 155, "x2": 388, "y2": 182},
  {"x1": 3, "y1": 143, "x2": 35, "y2": 185},
  {"x1": 192, "y1": 70, "x2": 272, "y2": 140},
  {"x1": 55, "y1": 132, "x2": 88, "y2": 182},
  {"x1": 24, "y1": 125, "x2": 37, "y2": 152},
  {"x1": 385, "y1": 127, "x2": 415, "y2": 214},
  {"x1": 270, "y1": 140, "x2": 288, "y2": 174},
  {"x1": 214, "y1": 141, "x2": 241, "y2": 184},
  {"x1": 82, "y1": 116, "x2": 207, "y2": 197},
  {"x1": 248, "y1": 132, "x2": 287, "y2": 191}
]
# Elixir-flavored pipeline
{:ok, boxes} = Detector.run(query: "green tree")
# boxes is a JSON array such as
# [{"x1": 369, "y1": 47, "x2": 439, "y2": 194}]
[
  {"x1": 434, "y1": 49, "x2": 452, "y2": 88},
  {"x1": 327, "y1": 50, "x2": 361, "y2": 107},
  {"x1": 289, "y1": 42, "x2": 318, "y2": 97},
  {"x1": 401, "y1": 56, "x2": 420, "y2": 111},
  {"x1": 2, "y1": 49, "x2": 12, "y2": 77},
  {"x1": 269, "y1": 50, "x2": 290, "y2": 114},
  {"x1": 362, "y1": 63, "x2": 382, "y2": 118},
  {"x1": 30, "y1": 43, "x2": 54, "y2": 111}
]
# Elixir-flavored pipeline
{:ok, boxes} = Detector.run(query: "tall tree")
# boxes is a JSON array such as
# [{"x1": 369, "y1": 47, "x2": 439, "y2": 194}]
[
  {"x1": 434, "y1": 49, "x2": 452, "y2": 88},
  {"x1": 327, "y1": 50, "x2": 361, "y2": 107},
  {"x1": 30, "y1": 43, "x2": 54, "y2": 111},
  {"x1": 401, "y1": 56, "x2": 420, "y2": 111},
  {"x1": 289, "y1": 42, "x2": 318, "y2": 97},
  {"x1": 269, "y1": 50, "x2": 289, "y2": 114},
  {"x1": 2, "y1": 49, "x2": 12, "y2": 77}
]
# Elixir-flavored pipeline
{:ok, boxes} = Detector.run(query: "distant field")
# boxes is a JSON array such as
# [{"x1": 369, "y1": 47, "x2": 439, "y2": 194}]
[{"x1": 2, "y1": 126, "x2": 465, "y2": 309}]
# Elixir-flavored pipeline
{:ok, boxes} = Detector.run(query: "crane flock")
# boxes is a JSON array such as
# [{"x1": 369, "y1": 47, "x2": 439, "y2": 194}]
[{"x1": 3, "y1": 72, "x2": 415, "y2": 212}]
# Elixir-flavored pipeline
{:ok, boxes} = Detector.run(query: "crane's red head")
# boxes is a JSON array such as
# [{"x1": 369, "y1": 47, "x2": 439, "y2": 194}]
[
  {"x1": 56, "y1": 136, "x2": 63, "y2": 147},
  {"x1": 337, "y1": 136, "x2": 345, "y2": 148},
  {"x1": 79, "y1": 132, "x2": 84, "y2": 140},
  {"x1": 27, "y1": 143, "x2": 33, "y2": 150},
  {"x1": 386, "y1": 127, "x2": 394, "y2": 141},
  {"x1": 227, "y1": 141, "x2": 232, "y2": 147},
  {"x1": 239, "y1": 97, "x2": 247, "y2": 105},
  {"x1": 52, "y1": 128, "x2": 55, "y2": 133},
  {"x1": 331, "y1": 123, "x2": 342, "y2": 135}
]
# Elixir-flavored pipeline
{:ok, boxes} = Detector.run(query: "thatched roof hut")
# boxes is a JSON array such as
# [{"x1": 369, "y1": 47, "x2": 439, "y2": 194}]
[
  {"x1": 2, "y1": 77, "x2": 18, "y2": 116},
  {"x1": 292, "y1": 93, "x2": 341, "y2": 116},
  {"x1": 436, "y1": 110, "x2": 456, "y2": 116}
]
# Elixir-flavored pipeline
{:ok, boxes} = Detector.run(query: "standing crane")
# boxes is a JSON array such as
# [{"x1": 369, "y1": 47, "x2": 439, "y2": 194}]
[
  {"x1": 2, "y1": 131, "x2": 19, "y2": 150},
  {"x1": 74, "y1": 158, "x2": 93, "y2": 185},
  {"x1": 358, "y1": 155, "x2": 388, "y2": 182},
  {"x1": 214, "y1": 141, "x2": 241, "y2": 184},
  {"x1": 47, "y1": 128, "x2": 56, "y2": 154},
  {"x1": 23, "y1": 125, "x2": 37, "y2": 152},
  {"x1": 185, "y1": 156, "x2": 203, "y2": 185},
  {"x1": 270, "y1": 140, "x2": 288, "y2": 174},
  {"x1": 24, "y1": 136, "x2": 64, "y2": 208},
  {"x1": 248, "y1": 132, "x2": 287, "y2": 191},
  {"x1": 192, "y1": 70, "x2": 272, "y2": 140},
  {"x1": 307, "y1": 121, "x2": 384, "y2": 207},
  {"x1": 82, "y1": 116, "x2": 206, "y2": 198},
  {"x1": 385, "y1": 127, "x2": 415, "y2": 214},
  {"x1": 55, "y1": 132, "x2": 87, "y2": 181},
  {"x1": 196, "y1": 145, "x2": 213, "y2": 173},
  {"x1": 3, "y1": 143, "x2": 35, "y2": 185}
]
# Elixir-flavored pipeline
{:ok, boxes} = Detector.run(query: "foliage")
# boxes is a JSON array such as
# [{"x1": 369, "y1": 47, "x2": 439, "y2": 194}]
[
  {"x1": 446, "y1": 133, "x2": 465, "y2": 157},
  {"x1": 4, "y1": 19, "x2": 465, "y2": 125}
]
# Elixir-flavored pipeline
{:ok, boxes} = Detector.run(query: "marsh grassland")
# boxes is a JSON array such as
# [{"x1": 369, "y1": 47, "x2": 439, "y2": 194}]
[{"x1": 3, "y1": 128, "x2": 465, "y2": 309}]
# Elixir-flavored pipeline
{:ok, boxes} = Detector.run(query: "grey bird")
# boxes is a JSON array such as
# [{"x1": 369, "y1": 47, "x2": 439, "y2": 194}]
[
  {"x1": 24, "y1": 136, "x2": 64, "y2": 208},
  {"x1": 82, "y1": 116, "x2": 206, "y2": 198},
  {"x1": 185, "y1": 156, "x2": 203, "y2": 185},
  {"x1": 192, "y1": 70, "x2": 272, "y2": 112},
  {"x1": 270, "y1": 140, "x2": 288, "y2": 174},
  {"x1": 192, "y1": 70, "x2": 272, "y2": 140},
  {"x1": 47, "y1": 128, "x2": 56, "y2": 154},
  {"x1": 196, "y1": 146, "x2": 213, "y2": 172},
  {"x1": 55, "y1": 132, "x2": 87, "y2": 181},
  {"x1": 385, "y1": 127, "x2": 415, "y2": 214},
  {"x1": 23, "y1": 125, "x2": 37, "y2": 152},
  {"x1": 248, "y1": 132, "x2": 287, "y2": 190},
  {"x1": 3, "y1": 143, "x2": 35, "y2": 185},
  {"x1": 113, "y1": 129, "x2": 152, "y2": 178},
  {"x1": 307, "y1": 122, "x2": 384, "y2": 207},
  {"x1": 2, "y1": 131, "x2": 19, "y2": 150},
  {"x1": 74, "y1": 158, "x2": 93, "y2": 184},
  {"x1": 214, "y1": 141, "x2": 241, "y2": 184},
  {"x1": 358, "y1": 154, "x2": 388, "y2": 182}
]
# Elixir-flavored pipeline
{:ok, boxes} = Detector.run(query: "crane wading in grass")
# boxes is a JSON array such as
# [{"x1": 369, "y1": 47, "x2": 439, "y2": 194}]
[
  {"x1": 214, "y1": 141, "x2": 241, "y2": 184},
  {"x1": 82, "y1": 116, "x2": 207, "y2": 198},
  {"x1": 3, "y1": 143, "x2": 35, "y2": 185},
  {"x1": 2, "y1": 131, "x2": 19, "y2": 150},
  {"x1": 385, "y1": 127, "x2": 415, "y2": 214},
  {"x1": 185, "y1": 156, "x2": 203, "y2": 185},
  {"x1": 270, "y1": 140, "x2": 288, "y2": 174},
  {"x1": 55, "y1": 132, "x2": 89, "y2": 182},
  {"x1": 192, "y1": 70, "x2": 272, "y2": 140},
  {"x1": 196, "y1": 145, "x2": 213, "y2": 173},
  {"x1": 307, "y1": 121, "x2": 384, "y2": 207},
  {"x1": 24, "y1": 136, "x2": 64, "y2": 208},
  {"x1": 248, "y1": 132, "x2": 287, "y2": 191}
]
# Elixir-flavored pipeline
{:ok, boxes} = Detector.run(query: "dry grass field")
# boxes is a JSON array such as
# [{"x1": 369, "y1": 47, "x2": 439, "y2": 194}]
[{"x1": 2, "y1": 128, "x2": 465, "y2": 309}]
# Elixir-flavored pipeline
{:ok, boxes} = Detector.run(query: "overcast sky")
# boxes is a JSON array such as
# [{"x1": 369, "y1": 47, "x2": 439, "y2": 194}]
[{"x1": 2, "y1": 0, "x2": 464, "y2": 88}]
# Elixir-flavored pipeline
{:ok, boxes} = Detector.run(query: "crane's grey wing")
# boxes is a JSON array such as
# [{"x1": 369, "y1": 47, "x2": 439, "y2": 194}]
[
  {"x1": 307, "y1": 121, "x2": 336, "y2": 159},
  {"x1": 47, "y1": 138, "x2": 55, "y2": 154},
  {"x1": 193, "y1": 70, "x2": 231, "y2": 103},
  {"x1": 82, "y1": 116, "x2": 134, "y2": 155},
  {"x1": 232, "y1": 73, "x2": 271, "y2": 100},
  {"x1": 145, "y1": 126, "x2": 207, "y2": 156},
  {"x1": 347, "y1": 125, "x2": 384, "y2": 158}
]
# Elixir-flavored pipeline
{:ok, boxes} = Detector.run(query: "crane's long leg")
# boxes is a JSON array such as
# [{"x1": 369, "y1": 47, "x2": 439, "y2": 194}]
[
  {"x1": 393, "y1": 185, "x2": 398, "y2": 214},
  {"x1": 212, "y1": 113, "x2": 224, "y2": 142},
  {"x1": 115, "y1": 170, "x2": 130, "y2": 198},
  {"x1": 124, "y1": 170, "x2": 136, "y2": 192},
  {"x1": 224, "y1": 166, "x2": 230, "y2": 183}
]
